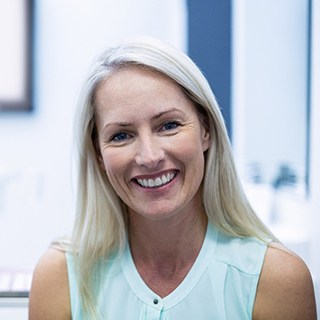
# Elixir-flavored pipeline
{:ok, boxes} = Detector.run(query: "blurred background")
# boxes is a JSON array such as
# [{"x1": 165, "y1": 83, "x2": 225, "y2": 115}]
[{"x1": 0, "y1": 0, "x2": 319, "y2": 317}]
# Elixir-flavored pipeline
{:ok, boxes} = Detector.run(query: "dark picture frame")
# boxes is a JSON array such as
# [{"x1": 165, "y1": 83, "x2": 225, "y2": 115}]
[{"x1": 0, "y1": 0, "x2": 33, "y2": 111}]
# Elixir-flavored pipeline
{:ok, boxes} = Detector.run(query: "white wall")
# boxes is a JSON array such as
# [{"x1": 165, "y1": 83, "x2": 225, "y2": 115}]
[
  {"x1": 309, "y1": 0, "x2": 320, "y2": 313},
  {"x1": 0, "y1": 0, "x2": 187, "y2": 271},
  {"x1": 232, "y1": 0, "x2": 310, "y2": 240},
  {"x1": 232, "y1": 0, "x2": 308, "y2": 184},
  {"x1": 232, "y1": 0, "x2": 320, "y2": 311}
]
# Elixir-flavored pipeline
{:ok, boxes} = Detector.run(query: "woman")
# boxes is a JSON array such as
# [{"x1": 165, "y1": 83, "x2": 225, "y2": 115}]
[{"x1": 29, "y1": 37, "x2": 317, "y2": 319}]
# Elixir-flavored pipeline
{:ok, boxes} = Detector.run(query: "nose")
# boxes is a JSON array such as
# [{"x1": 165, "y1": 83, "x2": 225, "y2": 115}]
[{"x1": 135, "y1": 135, "x2": 165, "y2": 169}]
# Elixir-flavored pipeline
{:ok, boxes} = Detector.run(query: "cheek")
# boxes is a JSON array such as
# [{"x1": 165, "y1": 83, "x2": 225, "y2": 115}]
[
  {"x1": 176, "y1": 139, "x2": 206, "y2": 176},
  {"x1": 101, "y1": 151, "x2": 127, "y2": 184},
  {"x1": 176, "y1": 131, "x2": 207, "y2": 159}
]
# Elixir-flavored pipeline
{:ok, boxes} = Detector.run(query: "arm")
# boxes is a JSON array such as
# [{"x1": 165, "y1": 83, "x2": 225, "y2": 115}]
[
  {"x1": 253, "y1": 243, "x2": 317, "y2": 320},
  {"x1": 28, "y1": 247, "x2": 71, "y2": 320}
]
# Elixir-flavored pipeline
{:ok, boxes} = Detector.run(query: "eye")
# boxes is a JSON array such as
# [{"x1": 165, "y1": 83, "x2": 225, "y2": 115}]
[
  {"x1": 161, "y1": 121, "x2": 180, "y2": 131},
  {"x1": 110, "y1": 132, "x2": 131, "y2": 142}
]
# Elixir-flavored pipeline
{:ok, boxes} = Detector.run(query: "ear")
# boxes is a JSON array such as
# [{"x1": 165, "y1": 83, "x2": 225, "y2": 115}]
[
  {"x1": 96, "y1": 153, "x2": 106, "y2": 171},
  {"x1": 92, "y1": 135, "x2": 106, "y2": 171},
  {"x1": 201, "y1": 129, "x2": 210, "y2": 152}
]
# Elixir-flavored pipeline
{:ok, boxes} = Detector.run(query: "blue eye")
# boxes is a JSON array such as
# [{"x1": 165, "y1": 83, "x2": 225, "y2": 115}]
[
  {"x1": 111, "y1": 132, "x2": 130, "y2": 142},
  {"x1": 162, "y1": 121, "x2": 179, "y2": 131}
]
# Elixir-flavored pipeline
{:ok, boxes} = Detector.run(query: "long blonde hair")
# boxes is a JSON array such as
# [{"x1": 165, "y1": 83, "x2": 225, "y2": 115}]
[{"x1": 72, "y1": 36, "x2": 275, "y2": 318}]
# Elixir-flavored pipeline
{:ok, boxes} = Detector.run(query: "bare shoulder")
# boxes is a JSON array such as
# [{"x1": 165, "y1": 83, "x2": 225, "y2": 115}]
[
  {"x1": 29, "y1": 247, "x2": 71, "y2": 320},
  {"x1": 253, "y1": 242, "x2": 317, "y2": 320}
]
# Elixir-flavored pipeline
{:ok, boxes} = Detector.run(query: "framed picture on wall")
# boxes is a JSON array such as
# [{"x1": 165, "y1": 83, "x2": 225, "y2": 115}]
[{"x1": 0, "y1": 0, "x2": 33, "y2": 111}]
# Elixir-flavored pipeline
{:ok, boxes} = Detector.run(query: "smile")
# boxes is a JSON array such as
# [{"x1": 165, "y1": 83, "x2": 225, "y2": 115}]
[{"x1": 136, "y1": 172, "x2": 176, "y2": 188}]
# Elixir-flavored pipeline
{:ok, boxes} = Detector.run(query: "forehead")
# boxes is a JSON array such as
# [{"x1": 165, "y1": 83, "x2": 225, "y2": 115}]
[
  {"x1": 95, "y1": 66, "x2": 182, "y2": 101},
  {"x1": 94, "y1": 66, "x2": 195, "y2": 119}
]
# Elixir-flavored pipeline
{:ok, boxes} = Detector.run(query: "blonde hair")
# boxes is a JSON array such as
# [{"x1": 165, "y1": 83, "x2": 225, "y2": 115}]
[{"x1": 72, "y1": 36, "x2": 275, "y2": 318}]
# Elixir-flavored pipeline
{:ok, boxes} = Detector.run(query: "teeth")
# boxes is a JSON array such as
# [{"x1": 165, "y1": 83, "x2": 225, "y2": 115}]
[
  {"x1": 155, "y1": 177, "x2": 162, "y2": 186},
  {"x1": 148, "y1": 179, "x2": 155, "y2": 187},
  {"x1": 162, "y1": 175, "x2": 168, "y2": 184},
  {"x1": 137, "y1": 173, "x2": 175, "y2": 188}
]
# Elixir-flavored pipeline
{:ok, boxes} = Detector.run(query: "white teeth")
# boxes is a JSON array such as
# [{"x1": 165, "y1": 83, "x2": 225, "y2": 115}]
[
  {"x1": 155, "y1": 177, "x2": 162, "y2": 186},
  {"x1": 161, "y1": 175, "x2": 168, "y2": 184},
  {"x1": 137, "y1": 173, "x2": 175, "y2": 188}
]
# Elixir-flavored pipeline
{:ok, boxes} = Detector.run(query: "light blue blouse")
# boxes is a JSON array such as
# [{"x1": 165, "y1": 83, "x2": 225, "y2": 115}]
[{"x1": 66, "y1": 223, "x2": 268, "y2": 319}]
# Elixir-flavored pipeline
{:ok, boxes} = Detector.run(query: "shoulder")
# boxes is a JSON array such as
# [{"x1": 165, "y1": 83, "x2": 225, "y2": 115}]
[
  {"x1": 29, "y1": 247, "x2": 71, "y2": 320},
  {"x1": 253, "y1": 242, "x2": 317, "y2": 320},
  {"x1": 213, "y1": 229, "x2": 267, "y2": 275}
]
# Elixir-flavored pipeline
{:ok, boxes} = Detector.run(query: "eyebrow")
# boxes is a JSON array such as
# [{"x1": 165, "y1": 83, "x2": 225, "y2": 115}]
[
  {"x1": 103, "y1": 108, "x2": 185, "y2": 131},
  {"x1": 151, "y1": 108, "x2": 185, "y2": 120},
  {"x1": 102, "y1": 122, "x2": 130, "y2": 133}
]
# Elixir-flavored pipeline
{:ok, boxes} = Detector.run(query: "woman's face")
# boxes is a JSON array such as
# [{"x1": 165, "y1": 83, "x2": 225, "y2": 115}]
[{"x1": 94, "y1": 66, "x2": 210, "y2": 222}]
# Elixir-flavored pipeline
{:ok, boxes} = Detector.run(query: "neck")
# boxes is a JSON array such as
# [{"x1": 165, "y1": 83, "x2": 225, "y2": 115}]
[{"x1": 128, "y1": 208, "x2": 208, "y2": 269}]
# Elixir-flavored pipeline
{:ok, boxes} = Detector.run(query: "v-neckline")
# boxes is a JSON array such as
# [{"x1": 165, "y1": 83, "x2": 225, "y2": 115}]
[{"x1": 121, "y1": 223, "x2": 218, "y2": 310}]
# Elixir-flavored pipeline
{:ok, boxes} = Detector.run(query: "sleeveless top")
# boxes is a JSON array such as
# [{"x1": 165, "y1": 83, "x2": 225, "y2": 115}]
[{"x1": 66, "y1": 223, "x2": 268, "y2": 319}]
